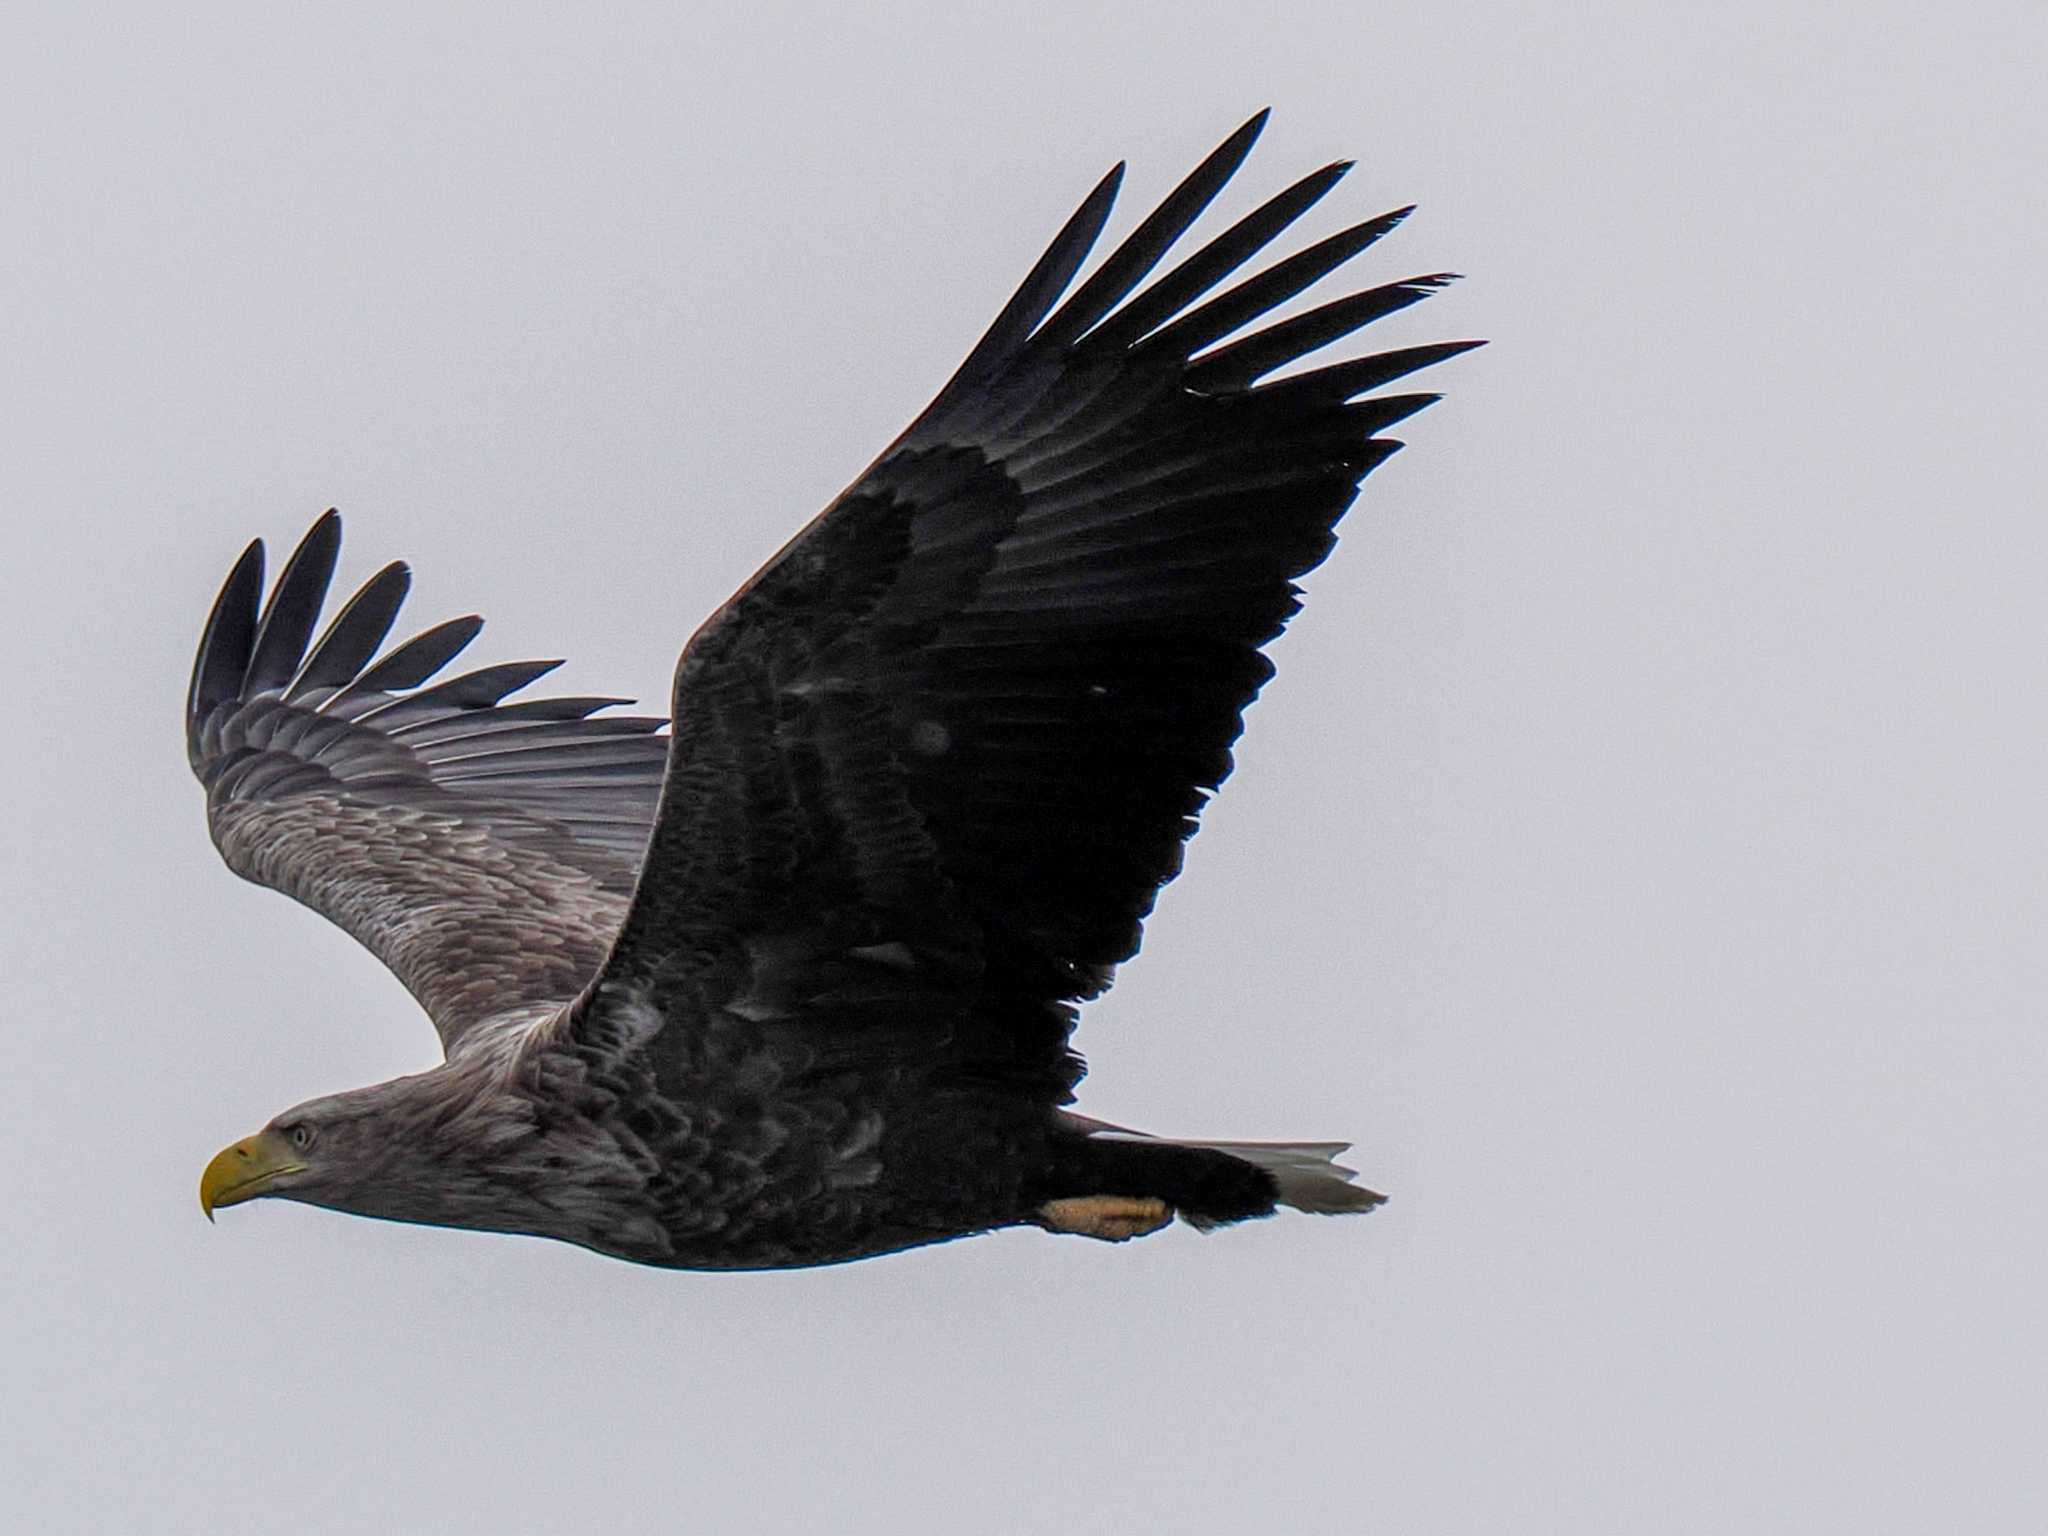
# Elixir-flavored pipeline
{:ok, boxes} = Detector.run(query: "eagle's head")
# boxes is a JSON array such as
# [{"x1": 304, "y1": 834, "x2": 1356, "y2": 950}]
[
  {"x1": 195, "y1": 1062, "x2": 648, "y2": 1252},
  {"x1": 197, "y1": 1088, "x2": 395, "y2": 1219}
]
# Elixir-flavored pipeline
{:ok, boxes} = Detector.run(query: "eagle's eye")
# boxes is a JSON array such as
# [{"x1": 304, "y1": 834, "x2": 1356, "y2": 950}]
[{"x1": 287, "y1": 1123, "x2": 315, "y2": 1153}]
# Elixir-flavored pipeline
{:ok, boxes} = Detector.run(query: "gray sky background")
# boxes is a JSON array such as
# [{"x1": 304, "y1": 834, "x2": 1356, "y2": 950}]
[{"x1": 4, "y1": 3, "x2": 2043, "y2": 1532}]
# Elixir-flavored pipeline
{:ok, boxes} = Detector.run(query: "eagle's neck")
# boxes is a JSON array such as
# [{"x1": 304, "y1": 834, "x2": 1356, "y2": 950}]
[{"x1": 301, "y1": 1042, "x2": 673, "y2": 1263}]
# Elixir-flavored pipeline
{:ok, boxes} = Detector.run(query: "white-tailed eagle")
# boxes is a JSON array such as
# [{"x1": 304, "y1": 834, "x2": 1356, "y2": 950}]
[{"x1": 190, "y1": 112, "x2": 1476, "y2": 1266}]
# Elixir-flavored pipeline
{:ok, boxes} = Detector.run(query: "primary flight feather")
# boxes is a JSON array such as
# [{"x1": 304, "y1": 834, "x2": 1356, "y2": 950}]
[{"x1": 189, "y1": 112, "x2": 1477, "y2": 1267}]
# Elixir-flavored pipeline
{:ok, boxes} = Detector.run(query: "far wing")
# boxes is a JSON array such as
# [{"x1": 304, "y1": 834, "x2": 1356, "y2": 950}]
[
  {"x1": 186, "y1": 512, "x2": 669, "y2": 1053},
  {"x1": 582, "y1": 113, "x2": 1477, "y2": 1098}
]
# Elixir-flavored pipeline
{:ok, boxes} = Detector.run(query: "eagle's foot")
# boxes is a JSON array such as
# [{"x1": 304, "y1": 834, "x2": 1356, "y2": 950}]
[{"x1": 1037, "y1": 1195, "x2": 1173, "y2": 1242}]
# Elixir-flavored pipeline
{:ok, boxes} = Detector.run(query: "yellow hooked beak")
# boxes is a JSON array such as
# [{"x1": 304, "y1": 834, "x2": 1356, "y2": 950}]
[{"x1": 199, "y1": 1129, "x2": 307, "y2": 1221}]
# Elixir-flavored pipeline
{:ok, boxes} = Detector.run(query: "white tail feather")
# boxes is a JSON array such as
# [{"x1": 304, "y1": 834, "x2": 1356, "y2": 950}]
[{"x1": 1063, "y1": 1114, "x2": 1386, "y2": 1219}]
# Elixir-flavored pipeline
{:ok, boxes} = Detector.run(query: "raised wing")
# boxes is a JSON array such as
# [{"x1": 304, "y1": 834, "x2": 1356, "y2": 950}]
[
  {"x1": 583, "y1": 112, "x2": 1478, "y2": 1098},
  {"x1": 187, "y1": 512, "x2": 669, "y2": 1052}
]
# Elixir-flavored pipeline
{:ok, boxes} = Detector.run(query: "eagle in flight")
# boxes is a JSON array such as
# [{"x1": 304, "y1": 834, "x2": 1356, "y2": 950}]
[{"x1": 190, "y1": 112, "x2": 1476, "y2": 1268}]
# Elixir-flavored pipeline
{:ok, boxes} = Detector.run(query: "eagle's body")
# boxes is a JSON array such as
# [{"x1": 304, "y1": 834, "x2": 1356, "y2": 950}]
[
  {"x1": 276, "y1": 1015, "x2": 1271, "y2": 1269},
  {"x1": 190, "y1": 113, "x2": 1475, "y2": 1269}
]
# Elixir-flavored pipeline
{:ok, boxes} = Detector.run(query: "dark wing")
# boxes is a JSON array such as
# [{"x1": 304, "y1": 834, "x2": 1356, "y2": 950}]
[
  {"x1": 582, "y1": 113, "x2": 1478, "y2": 1097},
  {"x1": 187, "y1": 512, "x2": 669, "y2": 1053}
]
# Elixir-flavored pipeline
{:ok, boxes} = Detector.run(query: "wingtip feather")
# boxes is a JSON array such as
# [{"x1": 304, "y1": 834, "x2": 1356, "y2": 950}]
[
  {"x1": 244, "y1": 511, "x2": 343, "y2": 696},
  {"x1": 289, "y1": 559, "x2": 414, "y2": 700},
  {"x1": 955, "y1": 158, "x2": 1125, "y2": 379},
  {"x1": 186, "y1": 536, "x2": 266, "y2": 752}
]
